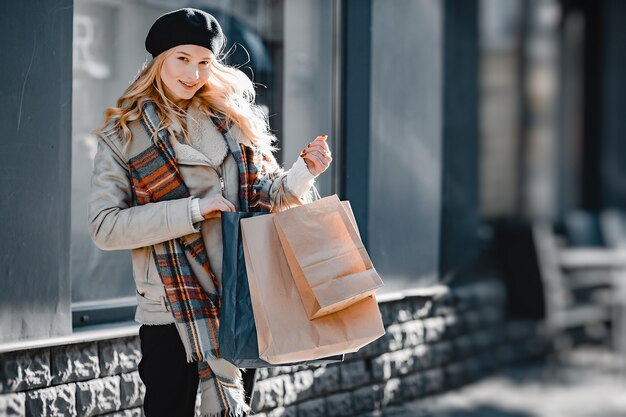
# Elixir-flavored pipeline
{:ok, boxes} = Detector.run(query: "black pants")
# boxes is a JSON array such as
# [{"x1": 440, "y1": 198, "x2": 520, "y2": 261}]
[{"x1": 138, "y1": 323, "x2": 256, "y2": 417}]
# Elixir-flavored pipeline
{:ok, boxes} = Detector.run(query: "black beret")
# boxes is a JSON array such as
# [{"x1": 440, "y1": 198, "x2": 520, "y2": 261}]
[{"x1": 145, "y1": 8, "x2": 225, "y2": 58}]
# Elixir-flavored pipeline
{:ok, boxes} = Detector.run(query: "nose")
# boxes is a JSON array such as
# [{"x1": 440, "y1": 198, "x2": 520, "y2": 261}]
[{"x1": 185, "y1": 65, "x2": 199, "y2": 81}]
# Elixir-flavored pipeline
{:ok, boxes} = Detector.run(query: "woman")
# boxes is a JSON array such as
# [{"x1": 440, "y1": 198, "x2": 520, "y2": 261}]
[{"x1": 88, "y1": 8, "x2": 331, "y2": 417}]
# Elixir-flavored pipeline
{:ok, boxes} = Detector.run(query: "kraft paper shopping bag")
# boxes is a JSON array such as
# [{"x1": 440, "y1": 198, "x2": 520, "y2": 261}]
[
  {"x1": 274, "y1": 195, "x2": 383, "y2": 319},
  {"x1": 219, "y1": 211, "x2": 344, "y2": 368},
  {"x1": 241, "y1": 212, "x2": 385, "y2": 364}
]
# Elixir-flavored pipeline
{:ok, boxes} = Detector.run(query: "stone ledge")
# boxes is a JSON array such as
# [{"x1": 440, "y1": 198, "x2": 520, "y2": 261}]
[{"x1": 0, "y1": 323, "x2": 140, "y2": 354}]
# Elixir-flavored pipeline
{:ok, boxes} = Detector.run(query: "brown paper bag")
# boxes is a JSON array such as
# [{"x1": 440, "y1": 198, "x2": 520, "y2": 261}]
[
  {"x1": 241, "y1": 213, "x2": 385, "y2": 364},
  {"x1": 274, "y1": 195, "x2": 384, "y2": 319}
]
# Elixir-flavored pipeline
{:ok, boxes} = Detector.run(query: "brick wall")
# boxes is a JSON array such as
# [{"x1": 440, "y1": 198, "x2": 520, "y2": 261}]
[{"x1": 0, "y1": 280, "x2": 544, "y2": 417}]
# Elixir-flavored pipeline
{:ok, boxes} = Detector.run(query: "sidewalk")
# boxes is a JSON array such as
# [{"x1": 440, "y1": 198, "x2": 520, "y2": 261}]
[{"x1": 384, "y1": 349, "x2": 626, "y2": 417}]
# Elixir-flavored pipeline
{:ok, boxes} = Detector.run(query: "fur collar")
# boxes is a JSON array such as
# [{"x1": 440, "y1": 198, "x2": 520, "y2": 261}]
[{"x1": 171, "y1": 106, "x2": 253, "y2": 169}]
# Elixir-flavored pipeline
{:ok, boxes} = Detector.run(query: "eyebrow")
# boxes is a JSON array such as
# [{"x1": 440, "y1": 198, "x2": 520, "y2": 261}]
[{"x1": 175, "y1": 51, "x2": 212, "y2": 60}]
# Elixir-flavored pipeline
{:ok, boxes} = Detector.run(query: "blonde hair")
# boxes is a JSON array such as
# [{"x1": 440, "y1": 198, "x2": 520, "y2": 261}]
[{"x1": 100, "y1": 48, "x2": 276, "y2": 151}]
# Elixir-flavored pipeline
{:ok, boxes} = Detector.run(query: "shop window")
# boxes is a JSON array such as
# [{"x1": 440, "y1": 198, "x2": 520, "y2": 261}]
[{"x1": 71, "y1": 0, "x2": 340, "y2": 326}]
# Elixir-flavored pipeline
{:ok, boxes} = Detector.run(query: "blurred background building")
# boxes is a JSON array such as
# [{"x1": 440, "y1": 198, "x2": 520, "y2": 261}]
[{"x1": 2, "y1": 0, "x2": 626, "y2": 416}]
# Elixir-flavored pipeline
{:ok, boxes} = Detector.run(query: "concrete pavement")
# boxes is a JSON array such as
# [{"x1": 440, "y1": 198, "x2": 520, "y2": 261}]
[{"x1": 382, "y1": 349, "x2": 626, "y2": 417}]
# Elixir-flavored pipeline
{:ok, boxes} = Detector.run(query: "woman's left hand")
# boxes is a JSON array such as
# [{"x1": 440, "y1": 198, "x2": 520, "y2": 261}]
[{"x1": 301, "y1": 135, "x2": 332, "y2": 176}]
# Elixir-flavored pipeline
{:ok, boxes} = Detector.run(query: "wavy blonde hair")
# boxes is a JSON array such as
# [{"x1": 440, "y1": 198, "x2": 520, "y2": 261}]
[{"x1": 100, "y1": 47, "x2": 276, "y2": 152}]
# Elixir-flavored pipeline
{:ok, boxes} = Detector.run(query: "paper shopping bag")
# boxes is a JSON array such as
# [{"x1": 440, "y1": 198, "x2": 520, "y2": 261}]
[
  {"x1": 241, "y1": 213, "x2": 385, "y2": 364},
  {"x1": 219, "y1": 212, "x2": 343, "y2": 368},
  {"x1": 274, "y1": 195, "x2": 383, "y2": 319}
]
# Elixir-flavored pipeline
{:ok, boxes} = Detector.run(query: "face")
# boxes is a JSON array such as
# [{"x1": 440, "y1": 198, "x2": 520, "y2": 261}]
[{"x1": 160, "y1": 44, "x2": 213, "y2": 102}]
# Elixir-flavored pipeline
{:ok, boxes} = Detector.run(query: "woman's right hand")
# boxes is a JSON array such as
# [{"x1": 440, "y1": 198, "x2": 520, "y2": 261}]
[{"x1": 198, "y1": 194, "x2": 236, "y2": 219}]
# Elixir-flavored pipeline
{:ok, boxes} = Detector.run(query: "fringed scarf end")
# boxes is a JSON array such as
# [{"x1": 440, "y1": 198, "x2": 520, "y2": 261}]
[
  {"x1": 199, "y1": 402, "x2": 250, "y2": 417},
  {"x1": 272, "y1": 178, "x2": 320, "y2": 213},
  {"x1": 200, "y1": 406, "x2": 250, "y2": 417},
  {"x1": 301, "y1": 183, "x2": 321, "y2": 205},
  {"x1": 272, "y1": 179, "x2": 290, "y2": 213}
]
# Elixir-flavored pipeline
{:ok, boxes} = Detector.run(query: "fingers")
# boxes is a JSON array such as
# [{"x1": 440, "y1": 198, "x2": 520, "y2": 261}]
[
  {"x1": 216, "y1": 194, "x2": 236, "y2": 212},
  {"x1": 303, "y1": 152, "x2": 331, "y2": 171},
  {"x1": 307, "y1": 136, "x2": 325, "y2": 144},
  {"x1": 304, "y1": 149, "x2": 332, "y2": 163},
  {"x1": 302, "y1": 145, "x2": 331, "y2": 161},
  {"x1": 300, "y1": 135, "x2": 332, "y2": 176},
  {"x1": 201, "y1": 195, "x2": 236, "y2": 217},
  {"x1": 309, "y1": 138, "x2": 330, "y2": 150},
  {"x1": 301, "y1": 135, "x2": 331, "y2": 158},
  {"x1": 302, "y1": 153, "x2": 318, "y2": 167},
  {"x1": 316, "y1": 153, "x2": 332, "y2": 166},
  {"x1": 307, "y1": 143, "x2": 330, "y2": 155},
  {"x1": 219, "y1": 194, "x2": 236, "y2": 211}
]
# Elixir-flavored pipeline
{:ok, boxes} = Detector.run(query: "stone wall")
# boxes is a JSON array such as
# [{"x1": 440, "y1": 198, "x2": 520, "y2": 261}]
[
  {"x1": 0, "y1": 280, "x2": 544, "y2": 417},
  {"x1": 0, "y1": 338, "x2": 142, "y2": 417}
]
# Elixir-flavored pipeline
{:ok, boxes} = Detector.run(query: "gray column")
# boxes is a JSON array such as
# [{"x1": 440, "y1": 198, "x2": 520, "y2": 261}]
[
  {"x1": 342, "y1": 0, "x2": 372, "y2": 245},
  {"x1": 598, "y1": 0, "x2": 626, "y2": 208},
  {"x1": 0, "y1": 1, "x2": 73, "y2": 342},
  {"x1": 440, "y1": 0, "x2": 481, "y2": 276}
]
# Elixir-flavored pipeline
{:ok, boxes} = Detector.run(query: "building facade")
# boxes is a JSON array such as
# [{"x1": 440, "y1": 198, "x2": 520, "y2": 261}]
[{"x1": 3, "y1": 0, "x2": 625, "y2": 415}]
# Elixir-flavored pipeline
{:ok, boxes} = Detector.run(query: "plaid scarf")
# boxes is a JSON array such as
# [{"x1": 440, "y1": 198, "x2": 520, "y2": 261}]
[
  {"x1": 209, "y1": 115, "x2": 278, "y2": 212},
  {"x1": 128, "y1": 101, "x2": 274, "y2": 416}
]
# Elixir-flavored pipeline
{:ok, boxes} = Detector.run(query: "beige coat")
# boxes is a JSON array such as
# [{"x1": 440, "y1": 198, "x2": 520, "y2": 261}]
[{"x1": 88, "y1": 108, "x2": 311, "y2": 324}]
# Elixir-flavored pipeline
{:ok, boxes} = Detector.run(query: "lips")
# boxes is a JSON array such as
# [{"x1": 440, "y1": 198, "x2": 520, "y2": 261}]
[{"x1": 179, "y1": 80, "x2": 197, "y2": 90}]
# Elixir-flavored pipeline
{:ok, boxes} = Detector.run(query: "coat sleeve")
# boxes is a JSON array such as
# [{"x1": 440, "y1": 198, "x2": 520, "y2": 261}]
[
  {"x1": 266, "y1": 153, "x2": 318, "y2": 212},
  {"x1": 88, "y1": 138, "x2": 199, "y2": 250}
]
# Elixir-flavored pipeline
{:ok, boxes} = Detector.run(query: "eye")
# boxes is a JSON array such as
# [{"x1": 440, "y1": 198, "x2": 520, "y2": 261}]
[
  {"x1": 178, "y1": 57, "x2": 189, "y2": 63},
  {"x1": 200, "y1": 60, "x2": 210, "y2": 66}
]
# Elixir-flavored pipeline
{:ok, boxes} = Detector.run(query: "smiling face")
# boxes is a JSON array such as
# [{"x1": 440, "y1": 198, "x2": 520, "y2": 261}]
[{"x1": 159, "y1": 44, "x2": 213, "y2": 102}]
